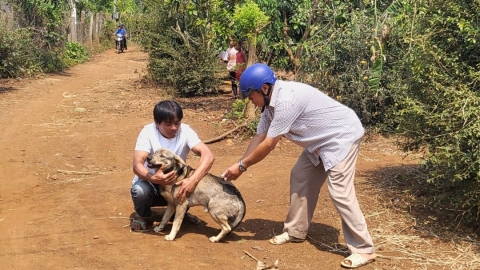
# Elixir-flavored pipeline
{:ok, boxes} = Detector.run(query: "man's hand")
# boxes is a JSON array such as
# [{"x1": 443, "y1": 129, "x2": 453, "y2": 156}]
[
  {"x1": 175, "y1": 177, "x2": 197, "y2": 203},
  {"x1": 149, "y1": 167, "x2": 176, "y2": 186},
  {"x1": 220, "y1": 163, "x2": 243, "y2": 181}
]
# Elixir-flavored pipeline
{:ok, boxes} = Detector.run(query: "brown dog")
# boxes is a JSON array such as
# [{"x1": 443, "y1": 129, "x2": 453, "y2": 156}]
[{"x1": 146, "y1": 148, "x2": 246, "y2": 242}]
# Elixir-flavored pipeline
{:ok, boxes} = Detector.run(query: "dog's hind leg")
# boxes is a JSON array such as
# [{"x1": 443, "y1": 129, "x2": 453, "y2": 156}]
[
  {"x1": 153, "y1": 204, "x2": 176, "y2": 233},
  {"x1": 164, "y1": 203, "x2": 188, "y2": 241},
  {"x1": 208, "y1": 215, "x2": 231, "y2": 243}
]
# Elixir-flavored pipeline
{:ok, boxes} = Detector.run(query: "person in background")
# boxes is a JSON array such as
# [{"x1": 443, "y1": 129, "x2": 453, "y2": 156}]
[
  {"x1": 235, "y1": 40, "x2": 247, "y2": 89},
  {"x1": 130, "y1": 100, "x2": 215, "y2": 232},
  {"x1": 222, "y1": 39, "x2": 238, "y2": 99},
  {"x1": 115, "y1": 23, "x2": 128, "y2": 51},
  {"x1": 221, "y1": 63, "x2": 377, "y2": 269}
]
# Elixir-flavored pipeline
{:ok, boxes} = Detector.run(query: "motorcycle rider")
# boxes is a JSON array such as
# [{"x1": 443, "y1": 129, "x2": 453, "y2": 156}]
[{"x1": 115, "y1": 23, "x2": 128, "y2": 51}]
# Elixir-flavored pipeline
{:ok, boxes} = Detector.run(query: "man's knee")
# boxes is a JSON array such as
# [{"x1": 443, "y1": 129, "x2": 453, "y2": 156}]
[{"x1": 131, "y1": 180, "x2": 153, "y2": 201}]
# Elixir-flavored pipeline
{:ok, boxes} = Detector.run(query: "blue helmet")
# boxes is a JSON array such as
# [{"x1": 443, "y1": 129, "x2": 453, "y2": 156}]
[{"x1": 239, "y1": 63, "x2": 276, "y2": 99}]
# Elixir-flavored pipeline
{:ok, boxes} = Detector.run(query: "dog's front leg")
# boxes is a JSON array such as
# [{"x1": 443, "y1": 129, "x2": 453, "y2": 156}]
[
  {"x1": 164, "y1": 202, "x2": 188, "y2": 241},
  {"x1": 153, "y1": 204, "x2": 176, "y2": 233}
]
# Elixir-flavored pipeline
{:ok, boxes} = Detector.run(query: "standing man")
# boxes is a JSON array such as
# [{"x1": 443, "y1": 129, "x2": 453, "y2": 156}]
[
  {"x1": 222, "y1": 39, "x2": 239, "y2": 99},
  {"x1": 130, "y1": 100, "x2": 215, "y2": 231},
  {"x1": 221, "y1": 63, "x2": 376, "y2": 268}
]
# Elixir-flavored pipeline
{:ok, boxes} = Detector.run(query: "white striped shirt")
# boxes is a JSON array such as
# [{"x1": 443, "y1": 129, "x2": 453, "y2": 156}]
[{"x1": 257, "y1": 80, "x2": 364, "y2": 171}]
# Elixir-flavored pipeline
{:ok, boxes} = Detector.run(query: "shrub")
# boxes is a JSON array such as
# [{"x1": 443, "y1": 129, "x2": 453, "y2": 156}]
[
  {"x1": 0, "y1": 27, "x2": 42, "y2": 77},
  {"x1": 63, "y1": 42, "x2": 89, "y2": 66},
  {"x1": 146, "y1": 31, "x2": 221, "y2": 97},
  {"x1": 225, "y1": 99, "x2": 259, "y2": 136},
  {"x1": 382, "y1": 0, "x2": 480, "y2": 227}
]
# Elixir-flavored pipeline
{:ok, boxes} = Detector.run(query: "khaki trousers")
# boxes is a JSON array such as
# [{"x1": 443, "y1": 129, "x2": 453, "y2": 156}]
[{"x1": 284, "y1": 139, "x2": 375, "y2": 254}]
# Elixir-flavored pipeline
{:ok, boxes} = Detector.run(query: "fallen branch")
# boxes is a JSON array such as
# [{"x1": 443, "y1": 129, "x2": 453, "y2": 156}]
[
  {"x1": 244, "y1": 250, "x2": 260, "y2": 262},
  {"x1": 204, "y1": 124, "x2": 248, "y2": 144},
  {"x1": 306, "y1": 236, "x2": 349, "y2": 254},
  {"x1": 243, "y1": 250, "x2": 279, "y2": 270},
  {"x1": 56, "y1": 170, "x2": 108, "y2": 175}
]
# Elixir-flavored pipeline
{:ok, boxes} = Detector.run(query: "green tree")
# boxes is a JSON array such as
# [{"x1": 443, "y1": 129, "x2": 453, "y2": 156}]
[{"x1": 232, "y1": 0, "x2": 269, "y2": 66}]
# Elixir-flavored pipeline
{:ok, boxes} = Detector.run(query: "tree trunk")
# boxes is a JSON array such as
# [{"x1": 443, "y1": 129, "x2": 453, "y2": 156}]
[
  {"x1": 245, "y1": 34, "x2": 258, "y2": 119},
  {"x1": 246, "y1": 39, "x2": 257, "y2": 66}
]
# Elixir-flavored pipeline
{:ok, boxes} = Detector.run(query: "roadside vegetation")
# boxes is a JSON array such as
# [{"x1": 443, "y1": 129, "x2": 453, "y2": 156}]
[{"x1": 2, "y1": 0, "x2": 480, "y2": 233}]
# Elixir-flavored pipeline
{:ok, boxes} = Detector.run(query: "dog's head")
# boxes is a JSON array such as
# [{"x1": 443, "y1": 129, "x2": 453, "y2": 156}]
[{"x1": 146, "y1": 148, "x2": 187, "y2": 174}]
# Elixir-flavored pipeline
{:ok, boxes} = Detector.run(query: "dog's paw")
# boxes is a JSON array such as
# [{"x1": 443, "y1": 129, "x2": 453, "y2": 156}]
[
  {"x1": 164, "y1": 235, "x2": 176, "y2": 241},
  {"x1": 153, "y1": 225, "x2": 164, "y2": 233},
  {"x1": 209, "y1": 236, "x2": 220, "y2": 243}
]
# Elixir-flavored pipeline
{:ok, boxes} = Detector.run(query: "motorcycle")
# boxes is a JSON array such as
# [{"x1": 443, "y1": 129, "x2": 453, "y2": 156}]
[{"x1": 115, "y1": 34, "x2": 125, "y2": 53}]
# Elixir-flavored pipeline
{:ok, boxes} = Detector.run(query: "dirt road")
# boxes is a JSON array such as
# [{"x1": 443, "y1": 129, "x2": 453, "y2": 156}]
[{"x1": 0, "y1": 46, "x2": 475, "y2": 270}]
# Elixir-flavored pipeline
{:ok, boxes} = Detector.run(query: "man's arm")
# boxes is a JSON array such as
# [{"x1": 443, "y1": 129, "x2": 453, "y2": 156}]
[
  {"x1": 241, "y1": 135, "x2": 281, "y2": 169},
  {"x1": 175, "y1": 142, "x2": 215, "y2": 202},
  {"x1": 221, "y1": 132, "x2": 281, "y2": 181},
  {"x1": 241, "y1": 132, "x2": 267, "y2": 159},
  {"x1": 132, "y1": 150, "x2": 176, "y2": 186}
]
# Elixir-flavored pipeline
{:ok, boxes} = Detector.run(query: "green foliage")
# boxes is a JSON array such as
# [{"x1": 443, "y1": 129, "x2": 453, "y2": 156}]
[
  {"x1": 115, "y1": 0, "x2": 139, "y2": 14},
  {"x1": 233, "y1": 0, "x2": 269, "y2": 45},
  {"x1": 138, "y1": 0, "x2": 231, "y2": 96},
  {"x1": 382, "y1": 0, "x2": 480, "y2": 226},
  {"x1": 226, "y1": 99, "x2": 248, "y2": 120},
  {"x1": 146, "y1": 31, "x2": 221, "y2": 97},
  {"x1": 226, "y1": 99, "x2": 259, "y2": 135},
  {"x1": 0, "y1": 27, "x2": 42, "y2": 77},
  {"x1": 63, "y1": 42, "x2": 89, "y2": 66},
  {"x1": 9, "y1": 0, "x2": 65, "y2": 30},
  {"x1": 38, "y1": 49, "x2": 67, "y2": 73},
  {"x1": 295, "y1": 2, "x2": 390, "y2": 125}
]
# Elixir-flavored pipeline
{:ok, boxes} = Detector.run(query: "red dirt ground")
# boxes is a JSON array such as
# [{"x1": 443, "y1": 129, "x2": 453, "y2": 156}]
[{"x1": 1, "y1": 45, "x2": 477, "y2": 270}]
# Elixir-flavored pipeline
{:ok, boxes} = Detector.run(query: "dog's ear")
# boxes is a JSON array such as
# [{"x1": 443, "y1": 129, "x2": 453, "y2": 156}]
[{"x1": 172, "y1": 152, "x2": 187, "y2": 166}]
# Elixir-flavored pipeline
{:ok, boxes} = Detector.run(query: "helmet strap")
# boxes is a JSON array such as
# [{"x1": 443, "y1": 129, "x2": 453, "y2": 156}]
[{"x1": 261, "y1": 84, "x2": 273, "y2": 113}]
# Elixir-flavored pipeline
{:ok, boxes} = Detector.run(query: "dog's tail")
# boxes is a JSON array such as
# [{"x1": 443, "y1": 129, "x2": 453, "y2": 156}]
[{"x1": 228, "y1": 188, "x2": 246, "y2": 231}]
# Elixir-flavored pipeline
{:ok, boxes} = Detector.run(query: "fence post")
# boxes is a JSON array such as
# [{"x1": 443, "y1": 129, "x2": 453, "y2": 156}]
[
  {"x1": 69, "y1": 0, "x2": 77, "y2": 42},
  {"x1": 89, "y1": 13, "x2": 94, "y2": 46},
  {"x1": 94, "y1": 13, "x2": 100, "y2": 44},
  {"x1": 79, "y1": 10, "x2": 85, "y2": 44}
]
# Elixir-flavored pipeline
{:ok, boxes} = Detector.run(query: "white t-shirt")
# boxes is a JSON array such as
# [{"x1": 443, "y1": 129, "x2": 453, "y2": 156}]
[
  {"x1": 257, "y1": 80, "x2": 364, "y2": 171},
  {"x1": 132, "y1": 122, "x2": 202, "y2": 183},
  {"x1": 223, "y1": 47, "x2": 238, "y2": 71}
]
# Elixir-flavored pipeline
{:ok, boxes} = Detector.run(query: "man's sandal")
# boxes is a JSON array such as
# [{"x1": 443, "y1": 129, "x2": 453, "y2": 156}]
[
  {"x1": 130, "y1": 217, "x2": 149, "y2": 232},
  {"x1": 340, "y1": 253, "x2": 375, "y2": 268},
  {"x1": 269, "y1": 232, "x2": 304, "y2": 245}
]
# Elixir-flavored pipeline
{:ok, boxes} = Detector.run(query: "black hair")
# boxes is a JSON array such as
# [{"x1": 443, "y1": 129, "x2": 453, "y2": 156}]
[{"x1": 153, "y1": 100, "x2": 183, "y2": 124}]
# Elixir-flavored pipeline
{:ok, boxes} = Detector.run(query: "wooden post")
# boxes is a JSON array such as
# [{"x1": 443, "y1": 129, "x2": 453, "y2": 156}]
[
  {"x1": 79, "y1": 11, "x2": 85, "y2": 44},
  {"x1": 69, "y1": 0, "x2": 77, "y2": 42},
  {"x1": 94, "y1": 13, "x2": 100, "y2": 44},
  {"x1": 89, "y1": 13, "x2": 94, "y2": 46}
]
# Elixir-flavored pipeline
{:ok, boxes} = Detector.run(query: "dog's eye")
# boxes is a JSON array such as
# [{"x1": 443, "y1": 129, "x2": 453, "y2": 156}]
[{"x1": 160, "y1": 155, "x2": 165, "y2": 158}]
